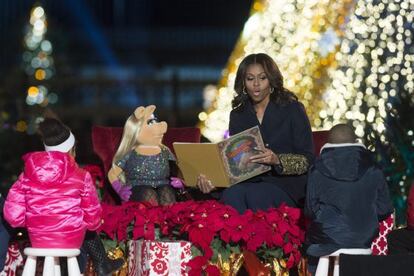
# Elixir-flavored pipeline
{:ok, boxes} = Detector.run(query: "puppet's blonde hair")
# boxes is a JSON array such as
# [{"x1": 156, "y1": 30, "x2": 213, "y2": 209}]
[{"x1": 112, "y1": 113, "x2": 144, "y2": 168}]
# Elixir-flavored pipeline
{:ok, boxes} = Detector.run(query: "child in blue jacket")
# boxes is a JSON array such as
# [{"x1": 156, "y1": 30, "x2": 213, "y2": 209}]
[{"x1": 305, "y1": 124, "x2": 393, "y2": 274}]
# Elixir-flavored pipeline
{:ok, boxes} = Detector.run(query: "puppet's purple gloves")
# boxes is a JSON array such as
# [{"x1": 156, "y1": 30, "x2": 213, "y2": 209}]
[
  {"x1": 112, "y1": 180, "x2": 132, "y2": 202},
  {"x1": 170, "y1": 177, "x2": 185, "y2": 189}
]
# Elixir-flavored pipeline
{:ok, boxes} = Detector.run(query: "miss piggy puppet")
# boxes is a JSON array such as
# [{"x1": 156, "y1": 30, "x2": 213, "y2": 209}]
[{"x1": 108, "y1": 105, "x2": 181, "y2": 205}]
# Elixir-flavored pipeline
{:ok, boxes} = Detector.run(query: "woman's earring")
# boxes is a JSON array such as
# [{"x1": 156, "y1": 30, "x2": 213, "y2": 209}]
[
  {"x1": 242, "y1": 87, "x2": 247, "y2": 95},
  {"x1": 270, "y1": 87, "x2": 274, "y2": 94}
]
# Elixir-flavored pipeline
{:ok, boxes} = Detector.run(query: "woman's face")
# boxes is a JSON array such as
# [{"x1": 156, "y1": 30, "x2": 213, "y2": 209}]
[{"x1": 244, "y1": 63, "x2": 271, "y2": 104}]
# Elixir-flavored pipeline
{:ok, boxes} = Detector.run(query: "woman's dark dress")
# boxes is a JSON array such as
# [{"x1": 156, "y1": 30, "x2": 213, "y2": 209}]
[{"x1": 222, "y1": 100, "x2": 315, "y2": 213}]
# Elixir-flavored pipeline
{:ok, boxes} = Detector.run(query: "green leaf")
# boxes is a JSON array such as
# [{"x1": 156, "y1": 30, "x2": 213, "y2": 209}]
[
  {"x1": 191, "y1": 246, "x2": 202, "y2": 257},
  {"x1": 219, "y1": 246, "x2": 231, "y2": 262},
  {"x1": 230, "y1": 245, "x2": 241, "y2": 254},
  {"x1": 101, "y1": 238, "x2": 118, "y2": 251}
]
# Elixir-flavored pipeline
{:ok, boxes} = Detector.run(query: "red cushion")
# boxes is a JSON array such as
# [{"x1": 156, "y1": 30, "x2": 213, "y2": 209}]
[
  {"x1": 91, "y1": 126, "x2": 201, "y2": 174},
  {"x1": 312, "y1": 130, "x2": 329, "y2": 157}
]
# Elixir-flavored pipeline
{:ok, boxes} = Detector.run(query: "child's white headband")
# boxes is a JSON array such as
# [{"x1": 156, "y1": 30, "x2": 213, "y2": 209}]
[{"x1": 44, "y1": 132, "x2": 75, "y2": 153}]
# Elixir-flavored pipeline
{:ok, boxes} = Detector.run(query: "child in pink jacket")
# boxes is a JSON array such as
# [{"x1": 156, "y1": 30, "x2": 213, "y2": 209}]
[
  {"x1": 3, "y1": 118, "x2": 124, "y2": 275},
  {"x1": 4, "y1": 118, "x2": 102, "y2": 248}
]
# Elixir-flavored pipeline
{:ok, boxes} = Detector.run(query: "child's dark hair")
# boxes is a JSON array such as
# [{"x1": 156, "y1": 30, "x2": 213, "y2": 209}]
[
  {"x1": 328, "y1": 123, "x2": 357, "y2": 144},
  {"x1": 38, "y1": 118, "x2": 71, "y2": 146}
]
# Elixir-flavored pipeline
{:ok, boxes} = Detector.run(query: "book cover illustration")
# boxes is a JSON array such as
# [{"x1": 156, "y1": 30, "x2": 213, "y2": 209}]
[{"x1": 218, "y1": 126, "x2": 271, "y2": 184}]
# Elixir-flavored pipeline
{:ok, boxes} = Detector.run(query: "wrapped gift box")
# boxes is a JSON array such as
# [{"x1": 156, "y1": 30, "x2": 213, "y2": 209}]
[{"x1": 127, "y1": 240, "x2": 192, "y2": 276}]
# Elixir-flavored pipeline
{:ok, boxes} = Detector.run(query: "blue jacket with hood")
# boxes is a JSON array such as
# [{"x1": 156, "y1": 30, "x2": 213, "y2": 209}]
[{"x1": 305, "y1": 143, "x2": 393, "y2": 257}]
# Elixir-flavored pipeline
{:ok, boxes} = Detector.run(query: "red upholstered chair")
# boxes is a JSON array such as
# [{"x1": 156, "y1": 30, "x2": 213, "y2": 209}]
[
  {"x1": 92, "y1": 128, "x2": 325, "y2": 176},
  {"x1": 91, "y1": 125, "x2": 201, "y2": 175},
  {"x1": 312, "y1": 130, "x2": 329, "y2": 157}
]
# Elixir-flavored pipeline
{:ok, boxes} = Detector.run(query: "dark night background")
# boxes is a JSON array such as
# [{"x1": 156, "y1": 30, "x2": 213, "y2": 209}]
[{"x1": 0, "y1": 0, "x2": 252, "y2": 183}]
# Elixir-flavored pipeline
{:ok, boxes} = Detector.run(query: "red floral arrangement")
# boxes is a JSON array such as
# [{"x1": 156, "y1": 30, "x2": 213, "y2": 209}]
[
  {"x1": 98, "y1": 200, "x2": 304, "y2": 275},
  {"x1": 83, "y1": 164, "x2": 105, "y2": 188}
]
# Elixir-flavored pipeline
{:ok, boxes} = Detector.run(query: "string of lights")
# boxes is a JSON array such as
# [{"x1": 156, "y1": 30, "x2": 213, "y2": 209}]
[
  {"x1": 319, "y1": 0, "x2": 414, "y2": 223},
  {"x1": 24, "y1": 6, "x2": 57, "y2": 106},
  {"x1": 320, "y1": 0, "x2": 414, "y2": 139},
  {"x1": 18, "y1": 5, "x2": 58, "y2": 133},
  {"x1": 200, "y1": 0, "x2": 414, "y2": 222},
  {"x1": 199, "y1": 0, "x2": 354, "y2": 142}
]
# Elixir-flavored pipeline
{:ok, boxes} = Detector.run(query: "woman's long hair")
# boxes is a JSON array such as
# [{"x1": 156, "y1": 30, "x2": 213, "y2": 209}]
[
  {"x1": 112, "y1": 113, "x2": 144, "y2": 168},
  {"x1": 232, "y1": 53, "x2": 297, "y2": 109}
]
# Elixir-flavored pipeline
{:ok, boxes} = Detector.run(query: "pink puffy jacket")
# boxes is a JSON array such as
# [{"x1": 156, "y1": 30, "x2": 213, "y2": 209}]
[{"x1": 4, "y1": 151, "x2": 102, "y2": 248}]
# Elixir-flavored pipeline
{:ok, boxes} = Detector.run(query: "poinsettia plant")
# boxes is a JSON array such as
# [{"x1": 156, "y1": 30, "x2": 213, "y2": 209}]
[{"x1": 98, "y1": 200, "x2": 305, "y2": 275}]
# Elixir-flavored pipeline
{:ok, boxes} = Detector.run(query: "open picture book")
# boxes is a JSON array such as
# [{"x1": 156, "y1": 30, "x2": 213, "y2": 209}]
[{"x1": 173, "y1": 125, "x2": 271, "y2": 187}]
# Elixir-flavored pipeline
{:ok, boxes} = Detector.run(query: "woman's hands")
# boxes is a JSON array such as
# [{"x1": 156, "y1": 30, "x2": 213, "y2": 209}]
[
  {"x1": 196, "y1": 174, "x2": 215, "y2": 194},
  {"x1": 195, "y1": 149, "x2": 278, "y2": 194},
  {"x1": 249, "y1": 148, "x2": 280, "y2": 166}
]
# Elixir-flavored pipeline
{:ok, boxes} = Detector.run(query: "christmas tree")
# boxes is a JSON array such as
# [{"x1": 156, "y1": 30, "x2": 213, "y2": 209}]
[
  {"x1": 22, "y1": 5, "x2": 57, "y2": 134},
  {"x1": 0, "y1": 5, "x2": 55, "y2": 193},
  {"x1": 198, "y1": 0, "x2": 354, "y2": 142},
  {"x1": 320, "y1": 0, "x2": 414, "y2": 223}
]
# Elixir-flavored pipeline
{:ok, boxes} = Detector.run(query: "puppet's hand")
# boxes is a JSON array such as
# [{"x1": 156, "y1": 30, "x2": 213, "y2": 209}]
[
  {"x1": 170, "y1": 177, "x2": 185, "y2": 189},
  {"x1": 112, "y1": 180, "x2": 132, "y2": 202}
]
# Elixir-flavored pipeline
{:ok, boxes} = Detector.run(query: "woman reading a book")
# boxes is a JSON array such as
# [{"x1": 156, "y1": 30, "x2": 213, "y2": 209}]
[{"x1": 197, "y1": 53, "x2": 315, "y2": 213}]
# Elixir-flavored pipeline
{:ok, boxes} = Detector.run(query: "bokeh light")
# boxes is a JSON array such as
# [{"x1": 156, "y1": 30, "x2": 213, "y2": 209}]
[{"x1": 199, "y1": 0, "x2": 354, "y2": 142}]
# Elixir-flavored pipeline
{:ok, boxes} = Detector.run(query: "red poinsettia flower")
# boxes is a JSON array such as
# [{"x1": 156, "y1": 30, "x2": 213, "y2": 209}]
[
  {"x1": 113, "y1": 204, "x2": 138, "y2": 241},
  {"x1": 132, "y1": 212, "x2": 146, "y2": 240},
  {"x1": 187, "y1": 223, "x2": 215, "y2": 258},
  {"x1": 83, "y1": 164, "x2": 104, "y2": 188},
  {"x1": 220, "y1": 210, "x2": 253, "y2": 243},
  {"x1": 187, "y1": 256, "x2": 220, "y2": 276},
  {"x1": 187, "y1": 201, "x2": 236, "y2": 234},
  {"x1": 187, "y1": 256, "x2": 208, "y2": 276},
  {"x1": 204, "y1": 264, "x2": 220, "y2": 276},
  {"x1": 98, "y1": 204, "x2": 121, "y2": 239},
  {"x1": 99, "y1": 198, "x2": 305, "y2": 272},
  {"x1": 275, "y1": 216, "x2": 291, "y2": 236},
  {"x1": 283, "y1": 242, "x2": 294, "y2": 254},
  {"x1": 265, "y1": 208, "x2": 283, "y2": 225},
  {"x1": 271, "y1": 232, "x2": 285, "y2": 248},
  {"x1": 287, "y1": 223, "x2": 302, "y2": 238},
  {"x1": 293, "y1": 249, "x2": 302, "y2": 264},
  {"x1": 286, "y1": 253, "x2": 296, "y2": 269},
  {"x1": 207, "y1": 204, "x2": 240, "y2": 232},
  {"x1": 279, "y1": 204, "x2": 302, "y2": 223},
  {"x1": 245, "y1": 219, "x2": 273, "y2": 252}
]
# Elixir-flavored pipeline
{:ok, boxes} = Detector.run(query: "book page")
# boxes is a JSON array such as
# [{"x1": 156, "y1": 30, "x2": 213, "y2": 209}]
[
  {"x1": 173, "y1": 143, "x2": 230, "y2": 187},
  {"x1": 218, "y1": 126, "x2": 271, "y2": 185}
]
